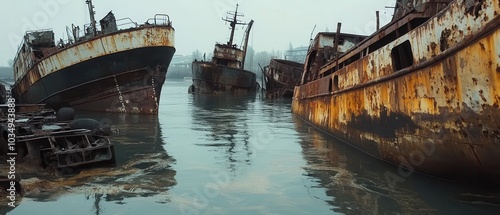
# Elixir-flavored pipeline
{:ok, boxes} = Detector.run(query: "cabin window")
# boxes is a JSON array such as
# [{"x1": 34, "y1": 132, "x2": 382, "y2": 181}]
[
  {"x1": 391, "y1": 40, "x2": 413, "y2": 71},
  {"x1": 329, "y1": 78, "x2": 332, "y2": 92},
  {"x1": 216, "y1": 59, "x2": 229, "y2": 66},
  {"x1": 333, "y1": 75, "x2": 339, "y2": 91}
]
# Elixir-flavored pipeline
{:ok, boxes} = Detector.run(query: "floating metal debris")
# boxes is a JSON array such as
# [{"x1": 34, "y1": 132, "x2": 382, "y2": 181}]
[{"x1": 1, "y1": 106, "x2": 116, "y2": 173}]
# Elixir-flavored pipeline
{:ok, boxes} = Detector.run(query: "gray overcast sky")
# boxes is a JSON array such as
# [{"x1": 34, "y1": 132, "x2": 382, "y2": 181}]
[{"x1": 0, "y1": 0, "x2": 395, "y2": 67}]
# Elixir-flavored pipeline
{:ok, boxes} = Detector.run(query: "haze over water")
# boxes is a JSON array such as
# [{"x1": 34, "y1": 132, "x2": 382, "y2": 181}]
[{"x1": 3, "y1": 80, "x2": 499, "y2": 214}]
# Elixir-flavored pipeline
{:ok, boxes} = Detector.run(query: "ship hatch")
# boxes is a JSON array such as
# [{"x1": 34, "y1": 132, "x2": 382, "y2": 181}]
[{"x1": 391, "y1": 40, "x2": 414, "y2": 71}]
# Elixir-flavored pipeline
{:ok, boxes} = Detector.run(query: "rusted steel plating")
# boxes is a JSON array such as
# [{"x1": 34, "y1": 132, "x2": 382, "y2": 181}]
[{"x1": 293, "y1": 0, "x2": 500, "y2": 182}]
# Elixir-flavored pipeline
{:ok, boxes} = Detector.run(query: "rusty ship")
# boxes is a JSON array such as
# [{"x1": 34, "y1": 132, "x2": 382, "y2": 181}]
[
  {"x1": 292, "y1": 0, "x2": 500, "y2": 183},
  {"x1": 11, "y1": 0, "x2": 175, "y2": 114},
  {"x1": 263, "y1": 59, "x2": 304, "y2": 98},
  {"x1": 189, "y1": 5, "x2": 258, "y2": 94}
]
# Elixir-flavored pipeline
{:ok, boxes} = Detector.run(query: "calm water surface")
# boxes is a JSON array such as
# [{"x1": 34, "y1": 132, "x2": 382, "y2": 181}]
[{"x1": 3, "y1": 80, "x2": 499, "y2": 214}]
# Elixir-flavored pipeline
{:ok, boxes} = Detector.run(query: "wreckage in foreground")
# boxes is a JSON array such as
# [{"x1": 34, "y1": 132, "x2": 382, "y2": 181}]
[
  {"x1": 0, "y1": 106, "x2": 115, "y2": 170},
  {"x1": 292, "y1": 0, "x2": 500, "y2": 183}
]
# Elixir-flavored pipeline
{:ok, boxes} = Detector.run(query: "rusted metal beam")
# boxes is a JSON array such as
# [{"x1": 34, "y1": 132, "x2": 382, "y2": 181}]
[
  {"x1": 86, "y1": 0, "x2": 97, "y2": 37},
  {"x1": 334, "y1": 23, "x2": 342, "y2": 72}
]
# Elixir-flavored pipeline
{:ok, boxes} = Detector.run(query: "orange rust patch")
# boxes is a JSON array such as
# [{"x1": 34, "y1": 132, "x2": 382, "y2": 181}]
[{"x1": 430, "y1": 42, "x2": 437, "y2": 51}]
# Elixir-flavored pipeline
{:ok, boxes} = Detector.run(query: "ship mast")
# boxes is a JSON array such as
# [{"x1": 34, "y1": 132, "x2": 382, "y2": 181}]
[
  {"x1": 86, "y1": 0, "x2": 97, "y2": 36},
  {"x1": 222, "y1": 4, "x2": 245, "y2": 46}
]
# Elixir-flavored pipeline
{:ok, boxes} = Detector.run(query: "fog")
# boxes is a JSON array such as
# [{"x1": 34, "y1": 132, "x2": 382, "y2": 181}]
[{"x1": 0, "y1": 0, "x2": 395, "y2": 66}]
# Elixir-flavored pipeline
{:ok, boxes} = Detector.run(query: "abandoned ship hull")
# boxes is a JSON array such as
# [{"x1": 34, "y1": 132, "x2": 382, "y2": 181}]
[
  {"x1": 16, "y1": 46, "x2": 173, "y2": 114},
  {"x1": 264, "y1": 59, "x2": 303, "y2": 97},
  {"x1": 13, "y1": 26, "x2": 175, "y2": 114},
  {"x1": 191, "y1": 61, "x2": 258, "y2": 94},
  {"x1": 292, "y1": 0, "x2": 500, "y2": 182}
]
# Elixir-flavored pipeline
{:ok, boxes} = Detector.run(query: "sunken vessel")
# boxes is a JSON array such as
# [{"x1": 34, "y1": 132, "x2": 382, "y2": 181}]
[
  {"x1": 263, "y1": 59, "x2": 304, "y2": 98},
  {"x1": 189, "y1": 5, "x2": 258, "y2": 94}
]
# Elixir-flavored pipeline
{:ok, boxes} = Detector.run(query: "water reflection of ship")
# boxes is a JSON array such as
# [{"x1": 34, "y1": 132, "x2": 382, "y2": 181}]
[
  {"x1": 191, "y1": 94, "x2": 255, "y2": 172},
  {"x1": 78, "y1": 112, "x2": 170, "y2": 158},
  {"x1": 294, "y1": 115, "x2": 500, "y2": 214},
  {"x1": 292, "y1": 115, "x2": 437, "y2": 214},
  {"x1": 14, "y1": 112, "x2": 176, "y2": 213}
]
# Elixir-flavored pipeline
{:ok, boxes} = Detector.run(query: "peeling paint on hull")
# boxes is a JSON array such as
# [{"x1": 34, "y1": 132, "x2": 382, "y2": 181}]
[
  {"x1": 292, "y1": 0, "x2": 500, "y2": 182},
  {"x1": 44, "y1": 64, "x2": 169, "y2": 114},
  {"x1": 13, "y1": 25, "x2": 175, "y2": 114}
]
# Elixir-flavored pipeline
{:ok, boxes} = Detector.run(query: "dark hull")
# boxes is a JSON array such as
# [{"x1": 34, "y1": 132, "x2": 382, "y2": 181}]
[
  {"x1": 191, "y1": 61, "x2": 258, "y2": 94},
  {"x1": 264, "y1": 59, "x2": 303, "y2": 98},
  {"x1": 13, "y1": 46, "x2": 175, "y2": 114},
  {"x1": 265, "y1": 76, "x2": 295, "y2": 98}
]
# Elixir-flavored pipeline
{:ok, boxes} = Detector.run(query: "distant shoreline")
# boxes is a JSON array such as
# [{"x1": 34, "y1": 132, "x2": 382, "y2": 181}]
[{"x1": 0, "y1": 67, "x2": 13, "y2": 81}]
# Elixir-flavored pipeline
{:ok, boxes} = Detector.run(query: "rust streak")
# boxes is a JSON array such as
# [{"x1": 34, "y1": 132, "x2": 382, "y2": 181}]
[
  {"x1": 440, "y1": 29, "x2": 452, "y2": 51},
  {"x1": 292, "y1": 0, "x2": 500, "y2": 182}
]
